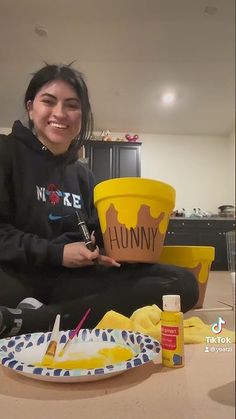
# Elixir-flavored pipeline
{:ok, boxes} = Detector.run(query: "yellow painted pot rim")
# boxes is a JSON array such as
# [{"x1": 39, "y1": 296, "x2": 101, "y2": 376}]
[
  {"x1": 161, "y1": 245, "x2": 215, "y2": 261},
  {"x1": 94, "y1": 177, "x2": 176, "y2": 206}
]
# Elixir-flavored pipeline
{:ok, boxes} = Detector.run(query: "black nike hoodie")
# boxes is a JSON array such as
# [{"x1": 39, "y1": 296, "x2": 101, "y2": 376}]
[{"x1": 0, "y1": 120, "x2": 101, "y2": 272}]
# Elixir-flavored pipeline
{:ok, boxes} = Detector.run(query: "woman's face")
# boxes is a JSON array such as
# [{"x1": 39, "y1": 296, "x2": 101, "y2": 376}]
[{"x1": 27, "y1": 80, "x2": 82, "y2": 155}]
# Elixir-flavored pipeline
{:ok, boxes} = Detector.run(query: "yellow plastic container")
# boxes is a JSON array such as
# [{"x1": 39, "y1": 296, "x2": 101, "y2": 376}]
[
  {"x1": 159, "y1": 246, "x2": 215, "y2": 308},
  {"x1": 161, "y1": 295, "x2": 184, "y2": 368},
  {"x1": 94, "y1": 177, "x2": 176, "y2": 263}
]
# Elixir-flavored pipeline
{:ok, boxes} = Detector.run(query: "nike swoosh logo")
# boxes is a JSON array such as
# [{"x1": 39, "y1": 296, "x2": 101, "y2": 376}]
[
  {"x1": 48, "y1": 213, "x2": 71, "y2": 221},
  {"x1": 49, "y1": 214, "x2": 63, "y2": 221}
]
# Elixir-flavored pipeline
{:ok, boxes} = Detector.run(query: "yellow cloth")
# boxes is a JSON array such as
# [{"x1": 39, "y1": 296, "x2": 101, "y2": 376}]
[{"x1": 96, "y1": 304, "x2": 235, "y2": 344}]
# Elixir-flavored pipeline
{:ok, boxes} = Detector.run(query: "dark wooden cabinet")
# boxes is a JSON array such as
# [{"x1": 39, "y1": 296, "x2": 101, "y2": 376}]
[
  {"x1": 164, "y1": 218, "x2": 235, "y2": 270},
  {"x1": 84, "y1": 140, "x2": 141, "y2": 183}
]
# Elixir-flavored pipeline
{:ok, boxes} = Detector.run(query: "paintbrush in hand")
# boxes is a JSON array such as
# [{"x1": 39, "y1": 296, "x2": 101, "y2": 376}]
[{"x1": 75, "y1": 211, "x2": 97, "y2": 252}]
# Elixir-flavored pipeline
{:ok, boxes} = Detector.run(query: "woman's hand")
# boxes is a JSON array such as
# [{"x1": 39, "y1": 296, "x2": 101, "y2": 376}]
[
  {"x1": 96, "y1": 253, "x2": 121, "y2": 267},
  {"x1": 62, "y1": 242, "x2": 120, "y2": 268},
  {"x1": 62, "y1": 242, "x2": 98, "y2": 268}
]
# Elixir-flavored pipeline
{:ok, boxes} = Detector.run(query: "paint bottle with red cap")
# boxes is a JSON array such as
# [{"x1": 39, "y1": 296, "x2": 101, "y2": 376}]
[{"x1": 161, "y1": 295, "x2": 185, "y2": 368}]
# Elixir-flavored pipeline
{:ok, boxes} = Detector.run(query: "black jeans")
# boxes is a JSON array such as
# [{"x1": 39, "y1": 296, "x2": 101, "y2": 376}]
[{"x1": 0, "y1": 263, "x2": 199, "y2": 331}]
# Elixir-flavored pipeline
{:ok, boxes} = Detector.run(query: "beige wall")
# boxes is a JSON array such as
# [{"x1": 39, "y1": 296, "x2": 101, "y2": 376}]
[
  {"x1": 228, "y1": 129, "x2": 235, "y2": 201},
  {"x1": 112, "y1": 131, "x2": 235, "y2": 214},
  {"x1": 1, "y1": 126, "x2": 235, "y2": 214}
]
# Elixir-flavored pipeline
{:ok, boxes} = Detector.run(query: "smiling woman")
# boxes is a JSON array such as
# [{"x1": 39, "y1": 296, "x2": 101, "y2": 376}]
[
  {"x1": 26, "y1": 80, "x2": 82, "y2": 155},
  {"x1": 0, "y1": 63, "x2": 199, "y2": 339},
  {"x1": 24, "y1": 64, "x2": 93, "y2": 156}
]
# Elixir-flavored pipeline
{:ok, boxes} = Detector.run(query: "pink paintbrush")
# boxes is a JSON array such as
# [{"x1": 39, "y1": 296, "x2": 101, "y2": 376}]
[{"x1": 59, "y1": 308, "x2": 91, "y2": 357}]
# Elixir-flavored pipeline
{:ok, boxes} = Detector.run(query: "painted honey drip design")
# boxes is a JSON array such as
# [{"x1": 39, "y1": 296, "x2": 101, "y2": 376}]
[
  {"x1": 189, "y1": 262, "x2": 210, "y2": 284},
  {"x1": 103, "y1": 204, "x2": 166, "y2": 262}
]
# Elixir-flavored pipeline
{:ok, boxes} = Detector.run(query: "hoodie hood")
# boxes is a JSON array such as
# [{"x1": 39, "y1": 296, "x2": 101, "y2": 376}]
[{"x1": 12, "y1": 120, "x2": 81, "y2": 163}]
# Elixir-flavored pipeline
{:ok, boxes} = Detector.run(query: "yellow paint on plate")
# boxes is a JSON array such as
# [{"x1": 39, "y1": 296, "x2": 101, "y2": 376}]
[{"x1": 35, "y1": 345, "x2": 135, "y2": 370}]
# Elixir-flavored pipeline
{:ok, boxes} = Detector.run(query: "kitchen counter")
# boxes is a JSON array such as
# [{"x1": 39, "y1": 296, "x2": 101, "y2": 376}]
[
  {"x1": 165, "y1": 218, "x2": 235, "y2": 270},
  {"x1": 170, "y1": 217, "x2": 235, "y2": 221}
]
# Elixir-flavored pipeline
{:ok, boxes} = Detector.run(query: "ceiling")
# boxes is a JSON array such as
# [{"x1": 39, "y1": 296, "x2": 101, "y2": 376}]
[{"x1": 0, "y1": 0, "x2": 235, "y2": 136}]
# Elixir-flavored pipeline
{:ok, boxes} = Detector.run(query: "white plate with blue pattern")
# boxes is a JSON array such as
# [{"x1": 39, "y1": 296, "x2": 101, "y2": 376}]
[{"x1": 0, "y1": 329, "x2": 160, "y2": 383}]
